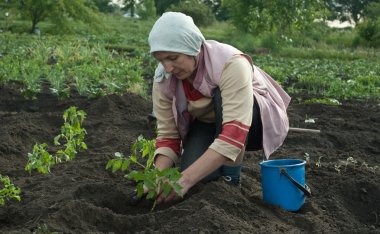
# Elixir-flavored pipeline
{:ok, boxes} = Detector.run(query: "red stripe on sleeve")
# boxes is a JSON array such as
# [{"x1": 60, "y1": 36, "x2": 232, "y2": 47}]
[
  {"x1": 217, "y1": 121, "x2": 251, "y2": 149},
  {"x1": 156, "y1": 138, "x2": 181, "y2": 155}
]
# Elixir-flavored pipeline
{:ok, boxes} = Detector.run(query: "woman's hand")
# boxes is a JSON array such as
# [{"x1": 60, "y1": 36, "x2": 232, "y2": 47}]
[{"x1": 155, "y1": 173, "x2": 191, "y2": 205}]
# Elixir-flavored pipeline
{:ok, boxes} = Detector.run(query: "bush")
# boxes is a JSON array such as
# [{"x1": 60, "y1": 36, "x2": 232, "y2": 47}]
[
  {"x1": 356, "y1": 19, "x2": 380, "y2": 48},
  {"x1": 168, "y1": 0, "x2": 215, "y2": 27}
]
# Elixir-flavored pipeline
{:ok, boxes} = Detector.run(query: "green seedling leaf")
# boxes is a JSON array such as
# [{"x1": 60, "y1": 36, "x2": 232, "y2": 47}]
[
  {"x1": 112, "y1": 160, "x2": 122, "y2": 173},
  {"x1": 106, "y1": 159, "x2": 115, "y2": 170},
  {"x1": 81, "y1": 142, "x2": 87, "y2": 150},
  {"x1": 146, "y1": 190, "x2": 156, "y2": 200},
  {"x1": 163, "y1": 182, "x2": 172, "y2": 197},
  {"x1": 127, "y1": 171, "x2": 145, "y2": 181},
  {"x1": 54, "y1": 135, "x2": 62, "y2": 146},
  {"x1": 136, "y1": 183, "x2": 144, "y2": 198},
  {"x1": 121, "y1": 160, "x2": 130, "y2": 172}
]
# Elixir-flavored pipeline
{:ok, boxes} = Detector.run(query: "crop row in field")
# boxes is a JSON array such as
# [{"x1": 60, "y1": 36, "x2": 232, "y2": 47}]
[{"x1": 1, "y1": 33, "x2": 379, "y2": 101}]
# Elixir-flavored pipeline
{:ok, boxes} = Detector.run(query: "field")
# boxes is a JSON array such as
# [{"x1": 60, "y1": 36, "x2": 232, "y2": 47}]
[
  {"x1": 0, "y1": 80, "x2": 379, "y2": 233},
  {"x1": 1, "y1": 19, "x2": 380, "y2": 233}
]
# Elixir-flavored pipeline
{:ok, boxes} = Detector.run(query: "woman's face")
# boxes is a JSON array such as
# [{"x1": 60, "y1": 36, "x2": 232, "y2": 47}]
[{"x1": 153, "y1": 51, "x2": 197, "y2": 80}]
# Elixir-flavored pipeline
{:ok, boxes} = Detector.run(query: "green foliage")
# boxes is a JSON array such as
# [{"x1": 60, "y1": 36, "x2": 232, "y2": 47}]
[
  {"x1": 32, "y1": 224, "x2": 58, "y2": 234},
  {"x1": 137, "y1": 0, "x2": 157, "y2": 19},
  {"x1": 25, "y1": 143, "x2": 55, "y2": 174},
  {"x1": 0, "y1": 175, "x2": 21, "y2": 206},
  {"x1": 18, "y1": 0, "x2": 103, "y2": 33},
  {"x1": 325, "y1": 0, "x2": 378, "y2": 24},
  {"x1": 355, "y1": 2, "x2": 380, "y2": 47},
  {"x1": 106, "y1": 135, "x2": 183, "y2": 211},
  {"x1": 223, "y1": 0, "x2": 326, "y2": 35},
  {"x1": 54, "y1": 107, "x2": 87, "y2": 161},
  {"x1": 0, "y1": 33, "x2": 149, "y2": 99},
  {"x1": 92, "y1": 0, "x2": 118, "y2": 13},
  {"x1": 168, "y1": 0, "x2": 215, "y2": 27},
  {"x1": 155, "y1": 0, "x2": 180, "y2": 15},
  {"x1": 25, "y1": 107, "x2": 87, "y2": 174},
  {"x1": 254, "y1": 55, "x2": 380, "y2": 100}
]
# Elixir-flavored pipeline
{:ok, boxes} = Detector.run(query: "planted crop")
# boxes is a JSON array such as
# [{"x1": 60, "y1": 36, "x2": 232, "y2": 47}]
[
  {"x1": 0, "y1": 175, "x2": 21, "y2": 206},
  {"x1": 26, "y1": 106, "x2": 87, "y2": 174},
  {"x1": 54, "y1": 106, "x2": 87, "y2": 161},
  {"x1": 106, "y1": 135, "x2": 183, "y2": 211}
]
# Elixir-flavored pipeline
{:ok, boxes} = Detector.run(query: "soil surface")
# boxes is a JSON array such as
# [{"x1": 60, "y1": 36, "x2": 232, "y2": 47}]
[{"x1": 0, "y1": 82, "x2": 379, "y2": 234}]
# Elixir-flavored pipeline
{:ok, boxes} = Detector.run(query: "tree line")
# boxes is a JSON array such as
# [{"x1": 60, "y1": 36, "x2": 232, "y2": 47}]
[{"x1": 1, "y1": 0, "x2": 379, "y2": 46}]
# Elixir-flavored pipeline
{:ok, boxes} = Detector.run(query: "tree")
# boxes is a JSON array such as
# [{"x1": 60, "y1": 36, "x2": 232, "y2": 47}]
[
  {"x1": 123, "y1": 0, "x2": 137, "y2": 17},
  {"x1": 201, "y1": 0, "x2": 228, "y2": 20},
  {"x1": 137, "y1": 0, "x2": 157, "y2": 19},
  {"x1": 18, "y1": 0, "x2": 102, "y2": 33},
  {"x1": 154, "y1": 0, "x2": 180, "y2": 15},
  {"x1": 168, "y1": 0, "x2": 215, "y2": 26},
  {"x1": 325, "y1": 0, "x2": 378, "y2": 24},
  {"x1": 223, "y1": 0, "x2": 326, "y2": 35},
  {"x1": 356, "y1": 1, "x2": 380, "y2": 46},
  {"x1": 91, "y1": 0, "x2": 117, "y2": 13}
]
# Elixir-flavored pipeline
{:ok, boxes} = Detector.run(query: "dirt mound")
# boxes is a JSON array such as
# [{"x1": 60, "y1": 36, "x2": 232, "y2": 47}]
[{"x1": 0, "y1": 83, "x2": 379, "y2": 233}]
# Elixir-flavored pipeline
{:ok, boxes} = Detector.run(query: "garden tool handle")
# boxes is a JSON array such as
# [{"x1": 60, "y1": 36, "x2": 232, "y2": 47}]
[{"x1": 280, "y1": 168, "x2": 312, "y2": 197}]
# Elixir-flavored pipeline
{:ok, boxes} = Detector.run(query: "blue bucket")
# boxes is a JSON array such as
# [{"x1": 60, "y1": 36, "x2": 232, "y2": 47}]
[{"x1": 260, "y1": 159, "x2": 311, "y2": 211}]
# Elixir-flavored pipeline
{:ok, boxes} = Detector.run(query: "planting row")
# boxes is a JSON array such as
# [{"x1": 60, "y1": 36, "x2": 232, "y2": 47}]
[{"x1": 1, "y1": 33, "x2": 379, "y2": 101}]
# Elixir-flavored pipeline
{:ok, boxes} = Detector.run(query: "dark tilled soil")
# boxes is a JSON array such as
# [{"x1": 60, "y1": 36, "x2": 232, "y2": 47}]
[{"x1": 0, "y1": 83, "x2": 379, "y2": 234}]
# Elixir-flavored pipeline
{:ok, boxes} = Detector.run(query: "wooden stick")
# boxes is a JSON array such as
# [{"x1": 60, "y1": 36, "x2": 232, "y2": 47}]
[{"x1": 289, "y1": 127, "x2": 321, "y2": 134}]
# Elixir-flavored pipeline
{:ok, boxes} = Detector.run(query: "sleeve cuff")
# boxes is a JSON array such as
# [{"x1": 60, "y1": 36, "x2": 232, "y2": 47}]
[
  {"x1": 154, "y1": 147, "x2": 179, "y2": 165},
  {"x1": 209, "y1": 139, "x2": 242, "y2": 162}
]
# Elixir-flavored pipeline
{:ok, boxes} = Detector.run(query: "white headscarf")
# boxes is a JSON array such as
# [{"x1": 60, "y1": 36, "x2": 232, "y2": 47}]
[{"x1": 148, "y1": 12, "x2": 205, "y2": 56}]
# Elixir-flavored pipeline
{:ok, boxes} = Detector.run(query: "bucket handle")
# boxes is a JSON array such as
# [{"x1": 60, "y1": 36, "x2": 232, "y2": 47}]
[{"x1": 280, "y1": 168, "x2": 312, "y2": 197}]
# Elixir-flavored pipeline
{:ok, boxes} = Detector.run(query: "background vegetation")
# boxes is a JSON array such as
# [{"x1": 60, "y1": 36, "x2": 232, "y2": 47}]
[{"x1": 0, "y1": 0, "x2": 379, "y2": 102}]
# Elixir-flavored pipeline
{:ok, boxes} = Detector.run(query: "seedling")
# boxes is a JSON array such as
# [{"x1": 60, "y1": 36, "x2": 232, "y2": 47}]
[
  {"x1": 316, "y1": 156, "x2": 323, "y2": 168},
  {"x1": 106, "y1": 135, "x2": 183, "y2": 211},
  {"x1": 25, "y1": 143, "x2": 55, "y2": 174},
  {"x1": 54, "y1": 106, "x2": 87, "y2": 161},
  {"x1": 26, "y1": 106, "x2": 87, "y2": 174},
  {"x1": 0, "y1": 174, "x2": 21, "y2": 206}
]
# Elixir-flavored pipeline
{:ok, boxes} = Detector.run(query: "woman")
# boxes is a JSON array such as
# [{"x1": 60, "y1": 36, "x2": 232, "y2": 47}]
[{"x1": 148, "y1": 12, "x2": 291, "y2": 204}]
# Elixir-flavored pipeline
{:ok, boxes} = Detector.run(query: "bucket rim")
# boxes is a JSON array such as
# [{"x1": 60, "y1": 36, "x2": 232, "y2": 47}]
[{"x1": 260, "y1": 159, "x2": 306, "y2": 168}]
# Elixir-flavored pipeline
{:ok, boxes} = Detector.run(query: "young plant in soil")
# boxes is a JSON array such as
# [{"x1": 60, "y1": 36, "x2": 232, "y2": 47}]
[
  {"x1": 0, "y1": 174, "x2": 21, "y2": 206},
  {"x1": 106, "y1": 135, "x2": 183, "y2": 211},
  {"x1": 25, "y1": 106, "x2": 87, "y2": 174}
]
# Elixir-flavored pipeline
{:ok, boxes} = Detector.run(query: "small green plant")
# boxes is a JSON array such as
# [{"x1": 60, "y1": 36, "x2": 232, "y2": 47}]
[
  {"x1": 0, "y1": 174, "x2": 21, "y2": 206},
  {"x1": 316, "y1": 156, "x2": 323, "y2": 168},
  {"x1": 106, "y1": 135, "x2": 183, "y2": 211},
  {"x1": 334, "y1": 156, "x2": 362, "y2": 174},
  {"x1": 26, "y1": 106, "x2": 87, "y2": 174},
  {"x1": 25, "y1": 143, "x2": 56, "y2": 174},
  {"x1": 32, "y1": 224, "x2": 58, "y2": 234},
  {"x1": 54, "y1": 106, "x2": 87, "y2": 161}
]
